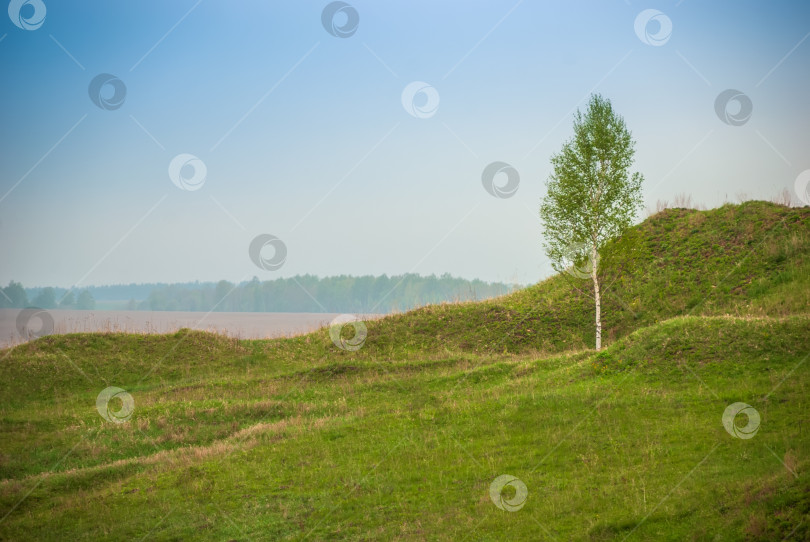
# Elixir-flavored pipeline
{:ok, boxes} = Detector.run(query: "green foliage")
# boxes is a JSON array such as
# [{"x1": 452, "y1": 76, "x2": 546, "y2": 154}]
[
  {"x1": 141, "y1": 273, "x2": 515, "y2": 313},
  {"x1": 13, "y1": 276, "x2": 517, "y2": 314},
  {"x1": 59, "y1": 291, "x2": 75, "y2": 309},
  {"x1": 0, "y1": 281, "x2": 27, "y2": 308},
  {"x1": 76, "y1": 289, "x2": 95, "y2": 310},
  {"x1": 539, "y1": 94, "x2": 644, "y2": 274},
  {"x1": 33, "y1": 287, "x2": 56, "y2": 309}
]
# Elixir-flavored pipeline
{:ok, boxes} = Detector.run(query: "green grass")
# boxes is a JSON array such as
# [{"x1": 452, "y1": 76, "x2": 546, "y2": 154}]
[{"x1": 1, "y1": 201, "x2": 808, "y2": 540}]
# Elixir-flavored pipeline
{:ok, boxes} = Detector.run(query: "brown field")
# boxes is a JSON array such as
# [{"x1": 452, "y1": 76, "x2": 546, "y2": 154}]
[{"x1": 0, "y1": 309, "x2": 375, "y2": 348}]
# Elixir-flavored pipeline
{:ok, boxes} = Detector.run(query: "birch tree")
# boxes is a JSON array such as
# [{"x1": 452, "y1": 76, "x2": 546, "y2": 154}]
[{"x1": 539, "y1": 94, "x2": 643, "y2": 350}]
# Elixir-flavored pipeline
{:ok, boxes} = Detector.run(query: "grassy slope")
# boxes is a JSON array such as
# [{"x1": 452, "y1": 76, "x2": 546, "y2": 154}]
[
  {"x1": 356, "y1": 201, "x2": 810, "y2": 354},
  {"x1": 0, "y1": 202, "x2": 808, "y2": 540}
]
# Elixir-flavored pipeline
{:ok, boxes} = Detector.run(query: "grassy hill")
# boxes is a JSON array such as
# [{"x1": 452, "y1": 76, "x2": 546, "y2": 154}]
[
  {"x1": 1, "y1": 201, "x2": 808, "y2": 540},
  {"x1": 353, "y1": 200, "x2": 808, "y2": 355}
]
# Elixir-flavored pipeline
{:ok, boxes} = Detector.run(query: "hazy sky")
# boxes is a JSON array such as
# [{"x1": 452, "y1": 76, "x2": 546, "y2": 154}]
[{"x1": 2, "y1": 0, "x2": 809, "y2": 288}]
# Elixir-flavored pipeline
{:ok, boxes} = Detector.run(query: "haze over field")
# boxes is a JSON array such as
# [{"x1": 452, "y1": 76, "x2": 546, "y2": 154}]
[{"x1": 0, "y1": 308, "x2": 347, "y2": 348}]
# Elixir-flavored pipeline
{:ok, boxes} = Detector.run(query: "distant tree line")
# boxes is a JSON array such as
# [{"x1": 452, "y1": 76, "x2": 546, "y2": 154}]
[
  {"x1": 1, "y1": 282, "x2": 96, "y2": 309},
  {"x1": 142, "y1": 274, "x2": 515, "y2": 313},
  {"x1": 3, "y1": 275, "x2": 518, "y2": 314}
]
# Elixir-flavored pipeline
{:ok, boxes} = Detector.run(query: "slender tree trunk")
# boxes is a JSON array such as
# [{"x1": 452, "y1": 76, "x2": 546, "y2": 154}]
[{"x1": 591, "y1": 242, "x2": 601, "y2": 350}]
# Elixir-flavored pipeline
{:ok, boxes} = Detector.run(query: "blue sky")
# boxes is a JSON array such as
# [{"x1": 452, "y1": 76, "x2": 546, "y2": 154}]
[{"x1": 2, "y1": 0, "x2": 809, "y2": 288}]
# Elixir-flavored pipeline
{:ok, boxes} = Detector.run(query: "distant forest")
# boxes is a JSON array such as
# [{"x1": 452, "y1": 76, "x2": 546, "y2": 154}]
[
  {"x1": 3, "y1": 274, "x2": 520, "y2": 314},
  {"x1": 1, "y1": 282, "x2": 97, "y2": 310}
]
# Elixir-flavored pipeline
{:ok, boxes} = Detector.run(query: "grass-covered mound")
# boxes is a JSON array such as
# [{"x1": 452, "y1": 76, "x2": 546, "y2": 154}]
[
  {"x1": 296, "y1": 200, "x2": 808, "y2": 356},
  {"x1": 330, "y1": 201, "x2": 807, "y2": 355}
]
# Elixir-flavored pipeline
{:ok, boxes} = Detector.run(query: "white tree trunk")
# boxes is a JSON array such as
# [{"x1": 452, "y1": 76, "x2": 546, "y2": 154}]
[{"x1": 591, "y1": 243, "x2": 601, "y2": 350}]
